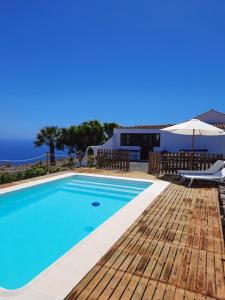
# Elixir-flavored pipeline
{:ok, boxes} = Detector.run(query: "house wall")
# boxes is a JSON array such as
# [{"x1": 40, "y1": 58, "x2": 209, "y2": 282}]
[
  {"x1": 95, "y1": 110, "x2": 225, "y2": 160},
  {"x1": 87, "y1": 137, "x2": 114, "y2": 156},
  {"x1": 112, "y1": 128, "x2": 225, "y2": 159},
  {"x1": 159, "y1": 131, "x2": 225, "y2": 155}
]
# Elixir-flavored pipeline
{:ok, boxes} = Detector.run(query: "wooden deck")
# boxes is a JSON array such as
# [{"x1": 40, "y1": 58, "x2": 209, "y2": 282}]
[{"x1": 65, "y1": 182, "x2": 225, "y2": 300}]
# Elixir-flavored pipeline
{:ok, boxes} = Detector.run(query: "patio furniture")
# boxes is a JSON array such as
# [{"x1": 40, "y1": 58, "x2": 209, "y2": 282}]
[
  {"x1": 178, "y1": 160, "x2": 225, "y2": 177},
  {"x1": 181, "y1": 168, "x2": 225, "y2": 187}
]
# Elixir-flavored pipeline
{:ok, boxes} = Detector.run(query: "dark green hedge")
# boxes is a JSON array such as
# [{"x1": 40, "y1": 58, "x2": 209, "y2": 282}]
[{"x1": 0, "y1": 166, "x2": 47, "y2": 184}]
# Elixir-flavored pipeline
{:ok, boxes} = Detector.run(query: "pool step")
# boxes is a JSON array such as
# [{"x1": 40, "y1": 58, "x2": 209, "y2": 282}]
[
  {"x1": 61, "y1": 186, "x2": 133, "y2": 200},
  {"x1": 71, "y1": 179, "x2": 144, "y2": 191},
  {"x1": 67, "y1": 182, "x2": 141, "y2": 195}
]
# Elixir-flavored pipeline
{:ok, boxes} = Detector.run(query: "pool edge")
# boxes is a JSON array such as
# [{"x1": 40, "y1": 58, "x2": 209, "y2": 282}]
[{"x1": 0, "y1": 172, "x2": 169, "y2": 300}]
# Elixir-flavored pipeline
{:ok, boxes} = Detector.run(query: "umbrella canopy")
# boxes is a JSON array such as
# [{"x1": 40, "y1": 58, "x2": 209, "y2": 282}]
[
  {"x1": 162, "y1": 119, "x2": 224, "y2": 151},
  {"x1": 162, "y1": 119, "x2": 224, "y2": 136}
]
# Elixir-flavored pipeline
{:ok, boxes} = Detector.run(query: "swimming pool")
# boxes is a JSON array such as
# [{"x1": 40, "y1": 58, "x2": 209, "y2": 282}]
[{"x1": 0, "y1": 174, "x2": 151, "y2": 290}]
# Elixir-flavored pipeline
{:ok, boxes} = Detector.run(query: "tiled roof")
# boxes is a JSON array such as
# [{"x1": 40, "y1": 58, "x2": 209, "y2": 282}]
[
  {"x1": 118, "y1": 123, "x2": 225, "y2": 130},
  {"x1": 118, "y1": 124, "x2": 173, "y2": 129},
  {"x1": 195, "y1": 109, "x2": 225, "y2": 119},
  {"x1": 210, "y1": 123, "x2": 225, "y2": 129}
]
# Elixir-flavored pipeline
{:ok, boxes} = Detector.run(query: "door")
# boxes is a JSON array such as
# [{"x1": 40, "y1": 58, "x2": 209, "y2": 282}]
[{"x1": 140, "y1": 146, "x2": 153, "y2": 160}]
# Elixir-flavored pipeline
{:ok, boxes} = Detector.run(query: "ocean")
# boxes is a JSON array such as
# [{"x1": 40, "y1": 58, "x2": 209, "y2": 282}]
[{"x1": 0, "y1": 139, "x2": 67, "y2": 165}]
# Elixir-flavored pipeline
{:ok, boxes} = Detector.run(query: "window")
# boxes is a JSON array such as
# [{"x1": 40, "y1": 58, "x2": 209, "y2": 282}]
[{"x1": 120, "y1": 133, "x2": 160, "y2": 147}]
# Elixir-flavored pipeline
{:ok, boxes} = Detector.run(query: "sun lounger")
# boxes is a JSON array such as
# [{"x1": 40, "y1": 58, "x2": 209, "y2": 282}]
[
  {"x1": 181, "y1": 168, "x2": 225, "y2": 187},
  {"x1": 178, "y1": 160, "x2": 224, "y2": 176}
]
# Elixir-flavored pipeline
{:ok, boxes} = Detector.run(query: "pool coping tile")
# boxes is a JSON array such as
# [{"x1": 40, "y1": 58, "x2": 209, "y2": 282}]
[{"x1": 0, "y1": 172, "x2": 169, "y2": 299}]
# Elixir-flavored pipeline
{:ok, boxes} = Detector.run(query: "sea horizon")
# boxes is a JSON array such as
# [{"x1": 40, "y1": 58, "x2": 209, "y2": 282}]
[{"x1": 0, "y1": 139, "x2": 66, "y2": 164}]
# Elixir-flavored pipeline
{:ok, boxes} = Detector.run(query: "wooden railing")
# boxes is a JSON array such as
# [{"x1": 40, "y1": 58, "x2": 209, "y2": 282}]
[
  {"x1": 149, "y1": 152, "x2": 224, "y2": 175},
  {"x1": 96, "y1": 149, "x2": 129, "y2": 171}
]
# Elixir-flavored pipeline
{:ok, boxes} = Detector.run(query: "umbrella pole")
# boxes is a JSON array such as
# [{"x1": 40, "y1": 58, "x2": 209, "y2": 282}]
[
  {"x1": 192, "y1": 129, "x2": 195, "y2": 152},
  {"x1": 191, "y1": 129, "x2": 195, "y2": 169}
]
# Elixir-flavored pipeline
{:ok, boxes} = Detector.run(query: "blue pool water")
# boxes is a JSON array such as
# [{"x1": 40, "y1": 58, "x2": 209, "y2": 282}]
[{"x1": 0, "y1": 175, "x2": 151, "y2": 289}]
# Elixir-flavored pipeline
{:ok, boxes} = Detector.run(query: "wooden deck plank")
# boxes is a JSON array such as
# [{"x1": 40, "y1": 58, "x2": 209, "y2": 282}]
[
  {"x1": 118, "y1": 238, "x2": 145, "y2": 272},
  {"x1": 75, "y1": 266, "x2": 110, "y2": 300},
  {"x1": 214, "y1": 254, "x2": 225, "y2": 299},
  {"x1": 135, "y1": 239, "x2": 158, "y2": 277},
  {"x1": 142, "y1": 241, "x2": 165, "y2": 278},
  {"x1": 120, "y1": 274, "x2": 140, "y2": 299},
  {"x1": 174, "y1": 287, "x2": 185, "y2": 300},
  {"x1": 186, "y1": 248, "x2": 199, "y2": 292},
  {"x1": 160, "y1": 243, "x2": 178, "y2": 282},
  {"x1": 130, "y1": 276, "x2": 148, "y2": 299},
  {"x1": 151, "y1": 242, "x2": 171, "y2": 281},
  {"x1": 195, "y1": 250, "x2": 207, "y2": 295},
  {"x1": 98, "y1": 270, "x2": 124, "y2": 300},
  {"x1": 88, "y1": 267, "x2": 117, "y2": 299},
  {"x1": 184, "y1": 290, "x2": 195, "y2": 300},
  {"x1": 168, "y1": 245, "x2": 185, "y2": 286},
  {"x1": 126, "y1": 238, "x2": 153, "y2": 274},
  {"x1": 152, "y1": 282, "x2": 166, "y2": 300},
  {"x1": 142, "y1": 279, "x2": 158, "y2": 300},
  {"x1": 109, "y1": 271, "x2": 132, "y2": 300},
  {"x1": 162, "y1": 284, "x2": 176, "y2": 300},
  {"x1": 206, "y1": 252, "x2": 216, "y2": 298},
  {"x1": 177, "y1": 247, "x2": 192, "y2": 289},
  {"x1": 65, "y1": 182, "x2": 225, "y2": 300},
  {"x1": 65, "y1": 265, "x2": 102, "y2": 300}
]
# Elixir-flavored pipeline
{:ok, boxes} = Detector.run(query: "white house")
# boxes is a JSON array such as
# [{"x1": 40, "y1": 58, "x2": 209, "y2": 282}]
[{"x1": 89, "y1": 109, "x2": 225, "y2": 161}]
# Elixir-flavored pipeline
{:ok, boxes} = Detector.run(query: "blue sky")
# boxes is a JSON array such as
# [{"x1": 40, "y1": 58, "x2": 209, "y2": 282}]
[{"x1": 0, "y1": 0, "x2": 224, "y2": 138}]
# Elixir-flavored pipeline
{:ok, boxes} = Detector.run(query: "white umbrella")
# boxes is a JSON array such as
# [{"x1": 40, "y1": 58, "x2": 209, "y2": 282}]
[{"x1": 162, "y1": 119, "x2": 224, "y2": 151}]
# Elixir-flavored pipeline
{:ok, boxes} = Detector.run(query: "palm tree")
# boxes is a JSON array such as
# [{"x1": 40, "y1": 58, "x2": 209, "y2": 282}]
[
  {"x1": 61, "y1": 121, "x2": 119, "y2": 154},
  {"x1": 61, "y1": 126, "x2": 78, "y2": 154},
  {"x1": 103, "y1": 122, "x2": 119, "y2": 140},
  {"x1": 34, "y1": 126, "x2": 63, "y2": 164},
  {"x1": 76, "y1": 120, "x2": 105, "y2": 151}
]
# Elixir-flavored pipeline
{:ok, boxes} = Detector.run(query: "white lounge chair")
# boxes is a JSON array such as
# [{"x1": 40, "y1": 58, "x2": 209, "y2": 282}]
[
  {"x1": 178, "y1": 160, "x2": 224, "y2": 176},
  {"x1": 182, "y1": 168, "x2": 225, "y2": 187}
]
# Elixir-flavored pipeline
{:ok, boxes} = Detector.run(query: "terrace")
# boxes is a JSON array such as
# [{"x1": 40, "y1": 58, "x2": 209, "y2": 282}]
[
  {"x1": 0, "y1": 149, "x2": 225, "y2": 300},
  {"x1": 65, "y1": 171, "x2": 225, "y2": 300},
  {"x1": 0, "y1": 166, "x2": 224, "y2": 299}
]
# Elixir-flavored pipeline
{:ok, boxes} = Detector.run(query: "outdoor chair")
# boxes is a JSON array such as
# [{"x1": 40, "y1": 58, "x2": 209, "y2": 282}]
[
  {"x1": 181, "y1": 167, "x2": 225, "y2": 187},
  {"x1": 178, "y1": 160, "x2": 224, "y2": 178}
]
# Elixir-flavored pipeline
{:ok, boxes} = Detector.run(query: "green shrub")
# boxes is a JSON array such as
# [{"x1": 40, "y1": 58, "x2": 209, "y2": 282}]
[
  {"x1": 67, "y1": 157, "x2": 74, "y2": 168},
  {"x1": 0, "y1": 173, "x2": 17, "y2": 184},
  {"x1": 49, "y1": 166, "x2": 61, "y2": 173},
  {"x1": 16, "y1": 172, "x2": 25, "y2": 181},
  {"x1": 34, "y1": 167, "x2": 46, "y2": 176},
  {"x1": 87, "y1": 155, "x2": 94, "y2": 167},
  {"x1": 0, "y1": 164, "x2": 58, "y2": 186},
  {"x1": 25, "y1": 169, "x2": 37, "y2": 178}
]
